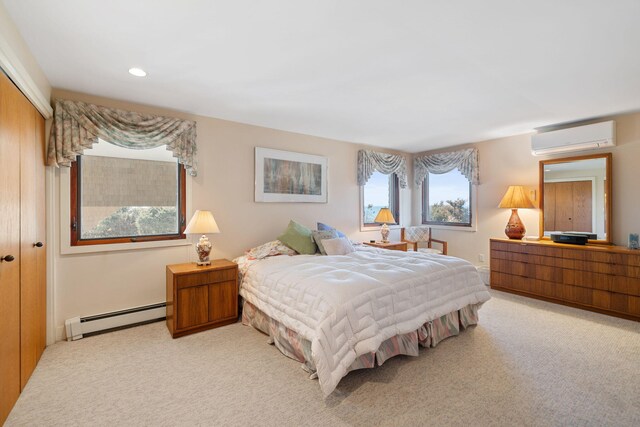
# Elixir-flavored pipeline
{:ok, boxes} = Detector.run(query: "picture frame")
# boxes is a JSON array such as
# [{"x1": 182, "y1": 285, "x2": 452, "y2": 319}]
[{"x1": 255, "y1": 147, "x2": 328, "y2": 203}]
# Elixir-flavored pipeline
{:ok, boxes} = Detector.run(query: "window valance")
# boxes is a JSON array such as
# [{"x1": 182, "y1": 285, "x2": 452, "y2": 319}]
[
  {"x1": 414, "y1": 147, "x2": 479, "y2": 186},
  {"x1": 47, "y1": 99, "x2": 198, "y2": 176},
  {"x1": 357, "y1": 150, "x2": 408, "y2": 188}
]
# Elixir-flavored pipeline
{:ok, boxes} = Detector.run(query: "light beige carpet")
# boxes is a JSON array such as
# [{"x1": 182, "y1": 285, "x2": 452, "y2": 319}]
[{"x1": 6, "y1": 291, "x2": 640, "y2": 426}]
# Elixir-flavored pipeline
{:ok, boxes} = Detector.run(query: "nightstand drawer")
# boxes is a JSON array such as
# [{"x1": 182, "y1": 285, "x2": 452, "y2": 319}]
[{"x1": 176, "y1": 268, "x2": 237, "y2": 289}]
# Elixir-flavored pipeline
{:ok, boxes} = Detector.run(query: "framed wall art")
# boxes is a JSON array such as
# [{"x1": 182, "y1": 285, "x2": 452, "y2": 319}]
[{"x1": 255, "y1": 147, "x2": 328, "y2": 203}]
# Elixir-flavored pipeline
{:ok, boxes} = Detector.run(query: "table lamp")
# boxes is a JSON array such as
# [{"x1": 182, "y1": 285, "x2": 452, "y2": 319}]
[
  {"x1": 184, "y1": 210, "x2": 220, "y2": 265},
  {"x1": 374, "y1": 207, "x2": 397, "y2": 243},
  {"x1": 498, "y1": 186, "x2": 534, "y2": 239}
]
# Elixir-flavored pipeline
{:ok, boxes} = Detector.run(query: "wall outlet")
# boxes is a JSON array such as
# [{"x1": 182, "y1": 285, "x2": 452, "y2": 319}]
[{"x1": 478, "y1": 254, "x2": 485, "y2": 263}]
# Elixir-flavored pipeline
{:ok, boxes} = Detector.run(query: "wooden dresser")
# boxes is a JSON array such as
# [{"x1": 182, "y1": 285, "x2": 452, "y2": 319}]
[{"x1": 490, "y1": 238, "x2": 640, "y2": 321}]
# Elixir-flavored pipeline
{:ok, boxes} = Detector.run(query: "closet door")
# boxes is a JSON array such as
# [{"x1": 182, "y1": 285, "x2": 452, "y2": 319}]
[
  {"x1": 543, "y1": 182, "x2": 557, "y2": 231},
  {"x1": 19, "y1": 90, "x2": 46, "y2": 389},
  {"x1": 36, "y1": 110, "x2": 47, "y2": 359},
  {"x1": 554, "y1": 182, "x2": 575, "y2": 231},
  {"x1": 0, "y1": 72, "x2": 22, "y2": 424},
  {"x1": 572, "y1": 180, "x2": 592, "y2": 232}
]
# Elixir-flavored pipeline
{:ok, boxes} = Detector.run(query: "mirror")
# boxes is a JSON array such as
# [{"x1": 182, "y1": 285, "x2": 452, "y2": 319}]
[{"x1": 539, "y1": 153, "x2": 612, "y2": 244}]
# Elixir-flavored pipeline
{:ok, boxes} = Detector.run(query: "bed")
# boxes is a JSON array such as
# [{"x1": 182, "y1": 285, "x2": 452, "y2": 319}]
[{"x1": 235, "y1": 242, "x2": 491, "y2": 396}]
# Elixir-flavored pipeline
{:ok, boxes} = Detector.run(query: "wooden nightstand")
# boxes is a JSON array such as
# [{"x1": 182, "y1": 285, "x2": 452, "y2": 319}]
[
  {"x1": 363, "y1": 241, "x2": 408, "y2": 251},
  {"x1": 166, "y1": 259, "x2": 238, "y2": 338}
]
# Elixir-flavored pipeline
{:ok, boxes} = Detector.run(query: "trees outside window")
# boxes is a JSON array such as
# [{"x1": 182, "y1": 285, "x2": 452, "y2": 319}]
[
  {"x1": 422, "y1": 169, "x2": 472, "y2": 227},
  {"x1": 70, "y1": 142, "x2": 186, "y2": 246}
]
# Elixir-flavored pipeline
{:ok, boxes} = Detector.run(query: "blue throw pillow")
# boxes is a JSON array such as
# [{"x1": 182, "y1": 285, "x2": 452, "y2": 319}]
[{"x1": 317, "y1": 222, "x2": 346, "y2": 238}]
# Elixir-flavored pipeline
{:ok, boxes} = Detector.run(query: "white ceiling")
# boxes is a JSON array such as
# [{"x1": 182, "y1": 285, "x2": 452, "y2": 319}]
[{"x1": 5, "y1": 0, "x2": 640, "y2": 152}]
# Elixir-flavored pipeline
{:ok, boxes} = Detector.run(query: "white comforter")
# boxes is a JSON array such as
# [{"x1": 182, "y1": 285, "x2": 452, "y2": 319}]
[{"x1": 239, "y1": 247, "x2": 491, "y2": 396}]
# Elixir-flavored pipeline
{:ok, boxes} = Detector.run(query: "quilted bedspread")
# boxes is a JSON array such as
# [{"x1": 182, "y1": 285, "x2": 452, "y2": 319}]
[{"x1": 238, "y1": 247, "x2": 491, "y2": 396}]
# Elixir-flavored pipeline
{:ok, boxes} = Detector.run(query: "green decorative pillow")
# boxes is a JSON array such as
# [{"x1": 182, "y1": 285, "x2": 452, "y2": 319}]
[
  {"x1": 277, "y1": 220, "x2": 317, "y2": 255},
  {"x1": 312, "y1": 229, "x2": 339, "y2": 255}
]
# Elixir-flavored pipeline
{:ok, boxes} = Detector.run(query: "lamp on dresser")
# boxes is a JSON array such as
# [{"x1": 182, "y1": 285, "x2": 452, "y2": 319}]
[
  {"x1": 498, "y1": 185, "x2": 534, "y2": 239},
  {"x1": 374, "y1": 207, "x2": 397, "y2": 243},
  {"x1": 184, "y1": 210, "x2": 220, "y2": 265}
]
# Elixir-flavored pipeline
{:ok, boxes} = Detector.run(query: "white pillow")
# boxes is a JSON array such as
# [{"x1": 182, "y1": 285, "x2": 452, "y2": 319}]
[{"x1": 322, "y1": 237, "x2": 355, "y2": 255}]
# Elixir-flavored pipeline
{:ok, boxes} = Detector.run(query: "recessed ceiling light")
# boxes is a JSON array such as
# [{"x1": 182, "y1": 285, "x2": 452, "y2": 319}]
[{"x1": 128, "y1": 67, "x2": 147, "y2": 77}]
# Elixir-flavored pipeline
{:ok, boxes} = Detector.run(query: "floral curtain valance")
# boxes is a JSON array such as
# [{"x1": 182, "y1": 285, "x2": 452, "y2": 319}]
[
  {"x1": 47, "y1": 99, "x2": 198, "y2": 176},
  {"x1": 414, "y1": 147, "x2": 479, "y2": 186},
  {"x1": 357, "y1": 150, "x2": 408, "y2": 188}
]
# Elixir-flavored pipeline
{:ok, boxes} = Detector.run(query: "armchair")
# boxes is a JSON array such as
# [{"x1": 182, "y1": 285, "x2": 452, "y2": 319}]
[{"x1": 400, "y1": 226, "x2": 448, "y2": 255}]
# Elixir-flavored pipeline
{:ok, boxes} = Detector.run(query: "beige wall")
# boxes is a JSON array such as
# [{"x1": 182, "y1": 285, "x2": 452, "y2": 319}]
[
  {"x1": 45, "y1": 89, "x2": 640, "y2": 340},
  {"x1": 412, "y1": 112, "x2": 640, "y2": 265},
  {"x1": 49, "y1": 89, "x2": 640, "y2": 340},
  {"x1": 4, "y1": 2, "x2": 638, "y2": 343},
  {"x1": 50, "y1": 89, "x2": 412, "y2": 338}
]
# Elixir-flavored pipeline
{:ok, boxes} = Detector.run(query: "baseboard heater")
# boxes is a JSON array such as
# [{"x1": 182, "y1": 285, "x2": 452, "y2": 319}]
[{"x1": 65, "y1": 302, "x2": 166, "y2": 341}]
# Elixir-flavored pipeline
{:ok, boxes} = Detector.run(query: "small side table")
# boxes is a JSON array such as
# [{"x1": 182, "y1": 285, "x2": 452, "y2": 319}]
[
  {"x1": 166, "y1": 259, "x2": 238, "y2": 338},
  {"x1": 363, "y1": 241, "x2": 408, "y2": 252}
]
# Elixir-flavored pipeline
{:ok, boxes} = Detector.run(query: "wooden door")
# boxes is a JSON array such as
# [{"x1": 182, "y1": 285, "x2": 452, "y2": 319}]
[
  {"x1": 545, "y1": 181, "x2": 593, "y2": 233},
  {"x1": 554, "y1": 182, "x2": 574, "y2": 231},
  {"x1": 19, "y1": 90, "x2": 46, "y2": 389},
  {"x1": 572, "y1": 181, "x2": 592, "y2": 232},
  {"x1": 543, "y1": 183, "x2": 557, "y2": 231},
  {"x1": 0, "y1": 71, "x2": 23, "y2": 424},
  {"x1": 36, "y1": 111, "x2": 47, "y2": 361}
]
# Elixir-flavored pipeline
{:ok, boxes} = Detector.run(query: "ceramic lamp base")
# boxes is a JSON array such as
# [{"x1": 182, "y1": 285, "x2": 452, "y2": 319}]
[
  {"x1": 380, "y1": 223, "x2": 390, "y2": 243},
  {"x1": 505, "y1": 208, "x2": 526, "y2": 239},
  {"x1": 194, "y1": 235, "x2": 213, "y2": 265}
]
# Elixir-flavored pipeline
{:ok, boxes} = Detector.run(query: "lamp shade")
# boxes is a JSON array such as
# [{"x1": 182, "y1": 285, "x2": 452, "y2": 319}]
[
  {"x1": 498, "y1": 186, "x2": 534, "y2": 209},
  {"x1": 184, "y1": 210, "x2": 220, "y2": 234},
  {"x1": 374, "y1": 207, "x2": 397, "y2": 224}
]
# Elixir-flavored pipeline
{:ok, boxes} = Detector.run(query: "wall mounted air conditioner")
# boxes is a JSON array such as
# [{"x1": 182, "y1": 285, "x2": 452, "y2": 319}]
[{"x1": 531, "y1": 120, "x2": 615, "y2": 156}]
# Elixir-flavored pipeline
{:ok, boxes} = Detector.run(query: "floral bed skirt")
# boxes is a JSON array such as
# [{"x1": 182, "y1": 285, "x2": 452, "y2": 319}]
[{"x1": 242, "y1": 300, "x2": 480, "y2": 376}]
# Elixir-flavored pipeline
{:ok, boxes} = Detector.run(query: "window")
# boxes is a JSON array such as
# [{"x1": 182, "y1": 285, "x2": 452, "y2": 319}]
[
  {"x1": 70, "y1": 142, "x2": 186, "y2": 246},
  {"x1": 422, "y1": 168, "x2": 472, "y2": 226},
  {"x1": 362, "y1": 171, "x2": 399, "y2": 226}
]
